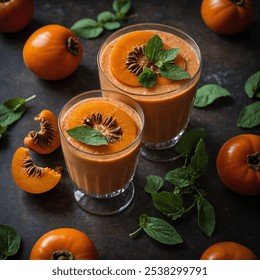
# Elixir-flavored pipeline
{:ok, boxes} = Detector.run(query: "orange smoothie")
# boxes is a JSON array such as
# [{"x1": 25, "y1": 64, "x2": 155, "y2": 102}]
[
  {"x1": 59, "y1": 92, "x2": 143, "y2": 196},
  {"x1": 98, "y1": 24, "x2": 201, "y2": 147}
]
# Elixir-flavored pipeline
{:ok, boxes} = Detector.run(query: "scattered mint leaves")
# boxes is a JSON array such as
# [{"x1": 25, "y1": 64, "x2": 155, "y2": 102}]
[
  {"x1": 129, "y1": 214, "x2": 183, "y2": 245},
  {"x1": 144, "y1": 175, "x2": 164, "y2": 194},
  {"x1": 0, "y1": 224, "x2": 21, "y2": 260},
  {"x1": 245, "y1": 71, "x2": 260, "y2": 99},
  {"x1": 193, "y1": 71, "x2": 260, "y2": 128},
  {"x1": 138, "y1": 35, "x2": 190, "y2": 87},
  {"x1": 0, "y1": 95, "x2": 36, "y2": 140},
  {"x1": 130, "y1": 128, "x2": 215, "y2": 244},
  {"x1": 237, "y1": 70, "x2": 260, "y2": 128},
  {"x1": 66, "y1": 126, "x2": 108, "y2": 146},
  {"x1": 175, "y1": 128, "x2": 206, "y2": 157},
  {"x1": 70, "y1": 0, "x2": 132, "y2": 39},
  {"x1": 193, "y1": 84, "x2": 231, "y2": 108},
  {"x1": 237, "y1": 101, "x2": 260, "y2": 128},
  {"x1": 196, "y1": 196, "x2": 215, "y2": 238}
]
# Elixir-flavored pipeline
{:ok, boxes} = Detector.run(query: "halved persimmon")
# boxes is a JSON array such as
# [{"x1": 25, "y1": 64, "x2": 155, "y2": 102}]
[
  {"x1": 110, "y1": 30, "x2": 186, "y2": 87},
  {"x1": 12, "y1": 147, "x2": 61, "y2": 194},
  {"x1": 24, "y1": 110, "x2": 60, "y2": 154}
]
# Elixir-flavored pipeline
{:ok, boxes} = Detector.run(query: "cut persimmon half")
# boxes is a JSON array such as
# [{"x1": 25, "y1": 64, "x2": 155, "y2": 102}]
[
  {"x1": 110, "y1": 30, "x2": 186, "y2": 87},
  {"x1": 12, "y1": 147, "x2": 61, "y2": 194},
  {"x1": 24, "y1": 110, "x2": 61, "y2": 154}
]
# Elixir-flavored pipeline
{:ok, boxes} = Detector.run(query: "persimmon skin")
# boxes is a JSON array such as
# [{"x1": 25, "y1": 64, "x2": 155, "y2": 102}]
[
  {"x1": 216, "y1": 134, "x2": 260, "y2": 196},
  {"x1": 201, "y1": 0, "x2": 253, "y2": 35},
  {"x1": 24, "y1": 110, "x2": 61, "y2": 154},
  {"x1": 11, "y1": 147, "x2": 61, "y2": 194},
  {"x1": 23, "y1": 24, "x2": 83, "y2": 81},
  {"x1": 0, "y1": 0, "x2": 34, "y2": 33},
  {"x1": 200, "y1": 241, "x2": 257, "y2": 260},
  {"x1": 30, "y1": 228, "x2": 98, "y2": 260}
]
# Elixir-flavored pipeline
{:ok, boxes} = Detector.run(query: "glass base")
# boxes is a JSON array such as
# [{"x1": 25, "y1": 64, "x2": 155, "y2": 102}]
[
  {"x1": 74, "y1": 181, "x2": 135, "y2": 215},
  {"x1": 141, "y1": 129, "x2": 185, "y2": 162}
]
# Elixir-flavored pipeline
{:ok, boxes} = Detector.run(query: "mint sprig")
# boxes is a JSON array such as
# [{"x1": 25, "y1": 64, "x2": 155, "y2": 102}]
[
  {"x1": 129, "y1": 214, "x2": 183, "y2": 245},
  {"x1": 130, "y1": 128, "x2": 215, "y2": 244},
  {"x1": 138, "y1": 35, "x2": 190, "y2": 88},
  {"x1": 66, "y1": 126, "x2": 108, "y2": 146},
  {"x1": 70, "y1": 0, "x2": 132, "y2": 39}
]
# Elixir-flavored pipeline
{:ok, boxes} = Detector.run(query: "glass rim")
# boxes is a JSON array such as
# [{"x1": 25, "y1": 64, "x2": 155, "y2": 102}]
[
  {"x1": 58, "y1": 89, "x2": 145, "y2": 157},
  {"x1": 97, "y1": 22, "x2": 202, "y2": 97}
]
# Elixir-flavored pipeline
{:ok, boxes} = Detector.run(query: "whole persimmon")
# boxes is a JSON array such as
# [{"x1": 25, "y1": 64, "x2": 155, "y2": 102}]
[
  {"x1": 201, "y1": 0, "x2": 253, "y2": 35},
  {"x1": 30, "y1": 228, "x2": 98, "y2": 260},
  {"x1": 0, "y1": 0, "x2": 34, "y2": 33},
  {"x1": 23, "y1": 24, "x2": 83, "y2": 81},
  {"x1": 216, "y1": 134, "x2": 260, "y2": 196},
  {"x1": 200, "y1": 241, "x2": 257, "y2": 260}
]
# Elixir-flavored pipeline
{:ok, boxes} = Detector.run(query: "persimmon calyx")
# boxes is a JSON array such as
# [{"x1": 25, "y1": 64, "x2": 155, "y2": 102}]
[
  {"x1": 233, "y1": 0, "x2": 244, "y2": 6},
  {"x1": 51, "y1": 250, "x2": 74, "y2": 260},
  {"x1": 66, "y1": 36, "x2": 80, "y2": 56},
  {"x1": 247, "y1": 151, "x2": 260, "y2": 171}
]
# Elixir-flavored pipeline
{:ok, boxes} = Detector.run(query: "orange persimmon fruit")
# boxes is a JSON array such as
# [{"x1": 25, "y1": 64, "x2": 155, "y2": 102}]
[
  {"x1": 0, "y1": 0, "x2": 34, "y2": 33},
  {"x1": 200, "y1": 241, "x2": 257, "y2": 260},
  {"x1": 23, "y1": 24, "x2": 83, "y2": 81},
  {"x1": 11, "y1": 147, "x2": 61, "y2": 194},
  {"x1": 24, "y1": 110, "x2": 61, "y2": 154},
  {"x1": 30, "y1": 227, "x2": 98, "y2": 260},
  {"x1": 110, "y1": 30, "x2": 185, "y2": 87}
]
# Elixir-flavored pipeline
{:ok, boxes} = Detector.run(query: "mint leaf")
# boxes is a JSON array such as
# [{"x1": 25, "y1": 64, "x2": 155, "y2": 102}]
[
  {"x1": 159, "y1": 63, "x2": 190, "y2": 80},
  {"x1": 71, "y1": 18, "x2": 104, "y2": 39},
  {"x1": 245, "y1": 71, "x2": 260, "y2": 99},
  {"x1": 138, "y1": 67, "x2": 157, "y2": 88},
  {"x1": 139, "y1": 214, "x2": 183, "y2": 245},
  {"x1": 190, "y1": 139, "x2": 209, "y2": 176},
  {"x1": 66, "y1": 126, "x2": 108, "y2": 146},
  {"x1": 0, "y1": 95, "x2": 36, "y2": 139},
  {"x1": 144, "y1": 175, "x2": 164, "y2": 193},
  {"x1": 196, "y1": 196, "x2": 215, "y2": 237},
  {"x1": 145, "y1": 35, "x2": 163, "y2": 62},
  {"x1": 151, "y1": 192, "x2": 184, "y2": 220},
  {"x1": 112, "y1": 0, "x2": 131, "y2": 19},
  {"x1": 193, "y1": 84, "x2": 231, "y2": 108},
  {"x1": 0, "y1": 224, "x2": 21, "y2": 259},
  {"x1": 155, "y1": 48, "x2": 179, "y2": 67},
  {"x1": 104, "y1": 21, "x2": 121, "y2": 30},
  {"x1": 165, "y1": 166, "x2": 196, "y2": 188},
  {"x1": 175, "y1": 128, "x2": 206, "y2": 157},
  {"x1": 237, "y1": 101, "x2": 260, "y2": 128},
  {"x1": 97, "y1": 11, "x2": 116, "y2": 22}
]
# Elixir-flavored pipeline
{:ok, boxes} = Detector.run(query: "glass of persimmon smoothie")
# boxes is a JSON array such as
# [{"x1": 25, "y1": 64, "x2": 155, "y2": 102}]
[
  {"x1": 58, "y1": 90, "x2": 144, "y2": 215},
  {"x1": 97, "y1": 23, "x2": 202, "y2": 162}
]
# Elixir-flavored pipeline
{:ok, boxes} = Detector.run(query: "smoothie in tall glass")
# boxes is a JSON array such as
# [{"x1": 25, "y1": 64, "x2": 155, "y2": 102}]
[
  {"x1": 58, "y1": 90, "x2": 144, "y2": 215},
  {"x1": 97, "y1": 23, "x2": 201, "y2": 162}
]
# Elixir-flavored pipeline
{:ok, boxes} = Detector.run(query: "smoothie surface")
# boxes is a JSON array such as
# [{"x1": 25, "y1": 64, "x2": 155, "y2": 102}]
[{"x1": 61, "y1": 97, "x2": 141, "y2": 154}]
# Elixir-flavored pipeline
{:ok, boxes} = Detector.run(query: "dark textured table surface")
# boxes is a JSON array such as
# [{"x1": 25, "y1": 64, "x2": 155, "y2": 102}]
[{"x1": 1, "y1": 0, "x2": 259, "y2": 260}]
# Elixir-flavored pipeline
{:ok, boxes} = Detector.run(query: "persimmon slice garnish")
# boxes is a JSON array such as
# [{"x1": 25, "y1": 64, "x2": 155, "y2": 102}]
[{"x1": 110, "y1": 30, "x2": 186, "y2": 87}]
